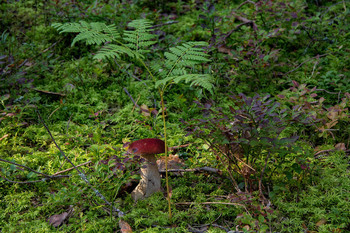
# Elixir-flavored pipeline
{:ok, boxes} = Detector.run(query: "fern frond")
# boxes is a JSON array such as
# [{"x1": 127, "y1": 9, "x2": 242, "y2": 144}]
[
  {"x1": 163, "y1": 42, "x2": 210, "y2": 76},
  {"x1": 155, "y1": 74, "x2": 214, "y2": 94},
  {"x1": 52, "y1": 21, "x2": 120, "y2": 46},
  {"x1": 123, "y1": 19, "x2": 157, "y2": 54},
  {"x1": 93, "y1": 44, "x2": 140, "y2": 60},
  {"x1": 152, "y1": 41, "x2": 213, "y2": 93}
]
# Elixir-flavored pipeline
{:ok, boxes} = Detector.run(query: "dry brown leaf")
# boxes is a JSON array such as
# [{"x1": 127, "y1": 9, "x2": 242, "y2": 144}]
[
  {"x1": 119, "y1": 219, "x2": 133, "y2": 233},
  {"x1": 157, "y1": 154, "x2": 185, "y2": 171},
  {"x1": 335, "y1": 143, "x2": 346, "y2": 151},
  {"x1": 48, "y1": 212, "x2": 69, "y2": 228},
  {"x1": 217, "y1": 44, "x2": 233, "y2": 56},
  {"x1": 316, "y1": 218, "x2": 327, "y2": 227},
  {"x1": 0, "y1": 134, "x2": 8, "y2": 141},
  {"x1": 140, "y1": 104, "x2": 150, "y2": 117}
]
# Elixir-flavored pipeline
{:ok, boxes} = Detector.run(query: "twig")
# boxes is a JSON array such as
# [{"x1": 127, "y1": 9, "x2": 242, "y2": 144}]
[
  {"x1": 123, "y1": 87, "x2": 140, "y2": 109},
  {"x1": 53, "y1": 161, "x2": 92, "y2": 176},
  {"x1": 168, "y1": 143, "x2": 191, "y2": 150},
  {"x1": 176, "y1": 201, "x2": 245, "y2": 207},
  {"x1": 48, "y1": 106, "x2": 61, "y2": 119},
  {"x1": 236, "y1": 0, "x2": 258, "y2": 11},
  {"x1": 284, "y1": 54, "x2": 329, "y2": 75},
  {"x1": 211, "y1": 223, "x2": 230, "y2": 232},
  {"x1": 259, "y1": 152, "x2": 270, "y2": 202},
  {"x1": 150, "y1": 20, "x2": 179, "y2": 29},
  {"x1": 17, "y1": 59, "x2": 28, "y2": 69},
  {"x1": 215, "y1": 22, "x2": 253, "y2": 46},
  {"x1": 66, "y1": 113, "x2": 73, "y2": 135},
  {"x1": 310, "y1": 60, "x2": 319, "y2": 78},
  {"x1": 320, "y1": 1, "x2": 348, "y2": 18},
  {"x1": 33, "y1": 88, "x2": 66, "y2": 97},
  {"x1": 159, "y1": 166, "x2": 221, "y2": 174},
  {"x1": 0, "y1": 158, "x2": 68, "y2": 179},
  {"x1": 209, "y1": 142, "x2": 241, "y2": 192},
  {"x1": 36, "y1": 110, "x2": 125, "y2": 217},
  {"x1": 0, "y1": 173, "x2": 68, "y2": 184},
  {"x1": 215, "y1": 11, "x2": 258, "y2": 47},
  {"x1": 314, "y1": 148, "x2": 335, "y2": 157},
  {"x1": 315, "y1": 89, "x2": 340, "y2": 95},
  {"x1": 113, "y1": 59, "x2": 147, "y2": 86},
  {"x1": 41, "y1": 39, "x2": 61, "y2": 53},
  {"x1": 231, "y1": 12, "x2": 258, "y2": 31},
  {"x1": 0, "y1": 158, "x2": 69, "y2": 184}
]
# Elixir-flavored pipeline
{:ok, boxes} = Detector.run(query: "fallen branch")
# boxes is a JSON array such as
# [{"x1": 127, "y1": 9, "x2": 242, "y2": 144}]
[
  {"x1": 150, "y1": 20, "x2": 179, "y2": 29},
  {"x1": 231, "y1": 11, "x2": 258, "y2": 31},
  {"x1": 159, "y1": 166, "x2": 221, "y2": 174},
  {"x1": 284, "y1": 53, "x2": 329, "y2": 76},
  {"x1": 123, "y1": 87, "x2": 140, "y2": 109},
  {"x1": 176, "y1": 201, "x2": 245, "y2": 207},
  {"x1": 0, "y1": 158, "x2": 69, "y2": 179},
  {"x1": 168, "y1": 143, "x2": 191, "y2": 151},
  {"x1": 0, "y1": 158, "x2": 70, "y2": 184},
  {"x1": 0, "y1": 173, "x2": 68, "y2": 184},
  {"x1": 236, "y1": 0, "x2": 258, "y2": 11},
  {"x1": 216, "y1": 19, "x2": 256, "y2": 45},
  {"x1": 53, "y1": 161, "x2": 92, "y2": 176},
  {"x1": 33, "y1": 88, "x2": 66, "y2": 97}
]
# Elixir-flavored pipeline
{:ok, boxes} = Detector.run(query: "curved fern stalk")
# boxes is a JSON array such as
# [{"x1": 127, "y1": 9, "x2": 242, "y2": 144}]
[{"x1": 152, "y1": 42, "x2": 214, "y2": 219}]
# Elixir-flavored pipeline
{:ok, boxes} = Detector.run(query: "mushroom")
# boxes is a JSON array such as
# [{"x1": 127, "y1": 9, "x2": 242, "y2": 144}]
[{"x1": 127, "y1": 138, "x2": 165, "y2": 201}]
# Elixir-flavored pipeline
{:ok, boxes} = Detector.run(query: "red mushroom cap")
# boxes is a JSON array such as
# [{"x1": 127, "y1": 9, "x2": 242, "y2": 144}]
[{"x1": 128, "y1": 138, "x2": 165, "y2": 156}]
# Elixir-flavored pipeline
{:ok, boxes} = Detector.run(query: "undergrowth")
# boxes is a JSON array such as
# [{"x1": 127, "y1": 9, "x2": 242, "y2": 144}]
[{"x1": 1, "y1": 0, "x2": 349, "y2": 232}]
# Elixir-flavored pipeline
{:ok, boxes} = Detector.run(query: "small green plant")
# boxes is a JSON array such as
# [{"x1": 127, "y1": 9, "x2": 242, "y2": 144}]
[
  {"x1": 278, "y1": 81, "x2": 350, "y2": 142},
  {"x1": 185, "y1": 93, "x2": 306, "y2": 196}
]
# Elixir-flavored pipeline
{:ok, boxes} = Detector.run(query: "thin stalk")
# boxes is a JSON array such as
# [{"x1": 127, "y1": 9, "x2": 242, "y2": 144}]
[
  {"x1": 160, "y1": 90, "x2": 172, "y2": 219},
  {"x1": 137, "y1": 56, "x2": 172, "y2": 219}
]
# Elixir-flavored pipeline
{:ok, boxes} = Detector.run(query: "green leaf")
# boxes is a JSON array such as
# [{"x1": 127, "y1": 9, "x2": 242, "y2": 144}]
[{"x1": 52, "y1": 21, "x2": 120, "y2": 46}]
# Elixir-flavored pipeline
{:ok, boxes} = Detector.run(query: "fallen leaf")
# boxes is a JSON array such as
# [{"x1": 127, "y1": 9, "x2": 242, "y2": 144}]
[
  {"x1": 335, "y1": 143, "x2": 346, "y2": 151},
  {"x1": 48, "y1": 205, "x2": 74, "y2": 228},
  {"x1": 119, "y1": 219, "x2": 132, "y2": 233},
  {"x1": 48, "y1": 212, "x2": 69, "y2": 228},
  {"x1": 217, "y1": 44, "x2": 233, "y2": 56},
  {"x1": 157, "y1": 154, "x2": 185, "y2": 171},
  {"x1": 316, "y1": 218, "x2": 327, "y2": 227},
  {"x1": 0, "y1": 134, "x2": 8, "y2": 141},
  {"x1": 140, "y1": 104, "x2": 150, "y2": 117}
]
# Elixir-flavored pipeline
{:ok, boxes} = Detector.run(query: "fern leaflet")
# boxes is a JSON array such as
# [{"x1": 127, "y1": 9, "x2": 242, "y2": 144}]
[
  {"x1": 152, "y1": 42, "x2": 214, "y2": 93},
  {"x1": 123, "y1": 19, "x2": 157, "y2": 55},
  {"x1": 52, "y1": 21, "x2": 120, "y2": 46}
]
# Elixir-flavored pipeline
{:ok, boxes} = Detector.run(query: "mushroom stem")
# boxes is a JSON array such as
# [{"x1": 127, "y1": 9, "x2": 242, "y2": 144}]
[
  {"x1": 127, "y1": 138, "x2": 164, "y2": 201},
  {"x1": 131, "y1": 155, "x2": 161, "y2": 201}
]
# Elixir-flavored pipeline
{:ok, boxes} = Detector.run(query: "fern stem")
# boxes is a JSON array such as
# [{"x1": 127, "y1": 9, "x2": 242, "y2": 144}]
[
  {"x1": 160, "y1": 90, "x2": 172, "y2": 219},
  {"x1": 137, "y1": 55, "x2": 172, "y2": 219},
  {"x1": 138, "y1": 58, "x2": 156, "y2": 83}
]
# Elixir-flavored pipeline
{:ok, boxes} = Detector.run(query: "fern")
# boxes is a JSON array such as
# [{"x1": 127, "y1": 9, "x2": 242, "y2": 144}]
[
  {"x1": 52, "y1": 19, "x2": 157, "y2": 61},
  {"x1": 152, "y1": 42, "x2": 214, "y2": 94},
  {"x1": 52, "y1": 21, "x2": 120, "y2": 46},
  {"x1": 94, "y1": 44, "x2": 138, "y2": 60},
  {"x1": 52, "y1": 20, "x2": 213, "y2": 93},
  {"x1": 156, "y1": 74, "x2": 214, "y2": 93},
  {"x1": 123, "y1": 19, "x2": 157, "y2": 55}
]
